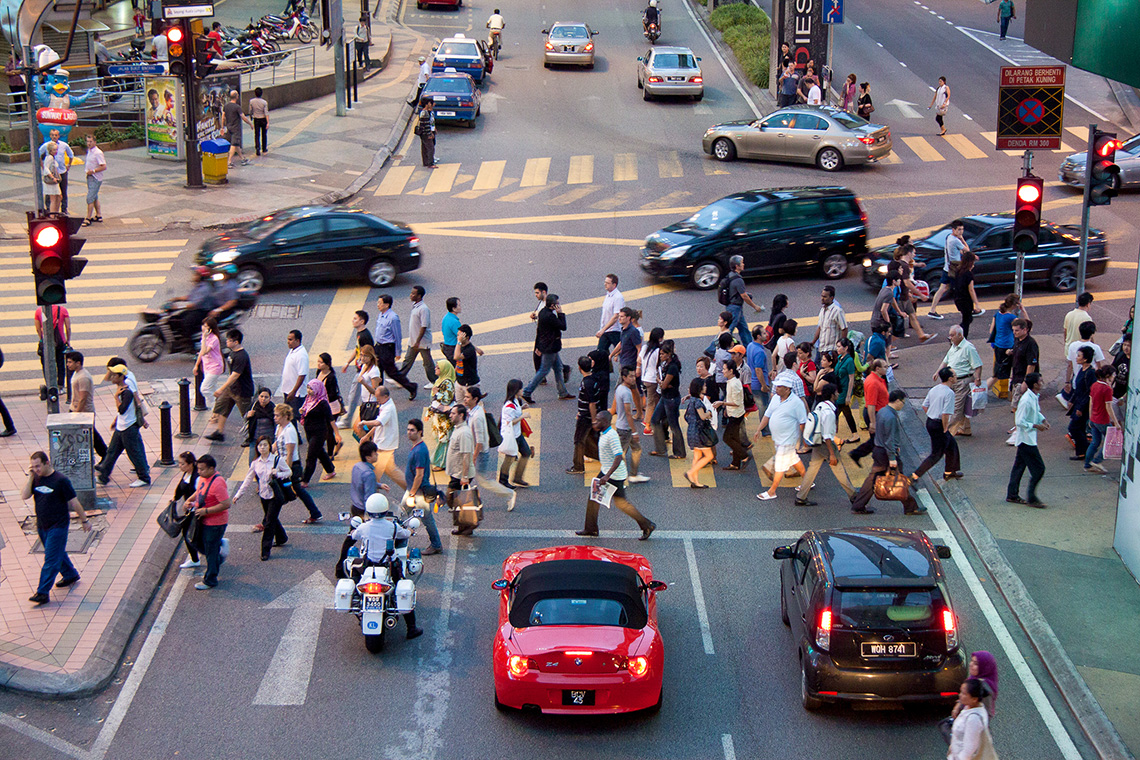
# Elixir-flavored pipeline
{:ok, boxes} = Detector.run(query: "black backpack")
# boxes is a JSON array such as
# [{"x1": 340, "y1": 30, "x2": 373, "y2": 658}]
[
  {"x1": 717, "y1": 272, "x2": 733, "y2": 306},
  {"x1": 485, "y1": 410, "x2": 503, "y2": 448}
]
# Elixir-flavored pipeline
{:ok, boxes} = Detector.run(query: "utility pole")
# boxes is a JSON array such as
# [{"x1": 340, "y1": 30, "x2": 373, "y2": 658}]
[{"x1": 23, "y1": 44, "x2": 43, "y2": 214}]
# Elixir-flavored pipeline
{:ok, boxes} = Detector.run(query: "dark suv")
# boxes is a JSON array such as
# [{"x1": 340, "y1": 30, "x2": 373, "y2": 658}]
[
  {"x1": 639, "y1": 186, "x2": 868, "y2": 290},
  {"x1": 772, "y1": 528, "x2": 966, "y2": 710}
]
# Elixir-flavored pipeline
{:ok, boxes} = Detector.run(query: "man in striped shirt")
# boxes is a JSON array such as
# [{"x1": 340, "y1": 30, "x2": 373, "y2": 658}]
[{"x1": 576, "y1": 411, "x2": 656, "y2": 540}]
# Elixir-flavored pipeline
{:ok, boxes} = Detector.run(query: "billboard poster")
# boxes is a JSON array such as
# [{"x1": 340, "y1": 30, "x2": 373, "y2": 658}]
[
  {"x1": 1115, "y1": 250, "x2": 1140, "y2": 583},
  {"x1": 145, "y1": 76, "x2": 182, "y2": 160},
  {"x1": 195, "y1": 73, "x2": 241, "y2": 144},
  {"x1": 771, "y1": 0, "x2": 831, "y2": 92}
]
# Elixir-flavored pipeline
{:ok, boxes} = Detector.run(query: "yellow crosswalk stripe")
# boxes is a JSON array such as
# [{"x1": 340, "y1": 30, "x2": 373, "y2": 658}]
[
  {"x1": 0, "y1": 275, "x2": 166, "y2": 289},
  {"x1": 2, "y1": 336, "x2": 129, "y2": 353},
  {"x1": 880, "y1": 151, "x2": 903, "y2": 164},
  {"x1": 567, "y1": 155, "x2": 594, "y2": 185},
  {"x1": 979, "y1": 132, "x2": 1023, "y2": 157},
  {"x1": 0, "y1": 250, "x2": 182, "y2": 263},
  {"x1": 0, "y1": 320, "x2": 138, "y2": 338},
  {"x1": 310, "y1": 285, "x2": 372, "y2": 368},
  {"x1": 703, "y1": 161, "x2": 730, "y2": 175},
  {"x1": 657, "y1": 151, "x2": 683, "y2": 178},
  {"x1": 901, "y1": 136, "x2": 945, "y2": 162},
  {"x1": 942, "y1": 134, "x2": 986, "y2": 159},
  {"x1": 1065, "y1": 126, "x2": 1090, "y2": 141},
  {"x1": 423, "y1": 163, "x2": 461, "y2": 194},
  {"x1": 472, "y1": 160, "x2": 506, "y2": 191},
  {"x1": 0, "y1": 262, "x2": 174, "y2": 278},
  {"x1": 613, "y1": 153, "x2": 638, "y2": 182},
  {"x1": 591, "y1": 190, "x2": 639, "y2": 210},
  {"x1": 0, "y1": 304, "x2": 145, "y2": 323},
  {"x1": 0, "y1": 290, "x2": 155, "y2": 306},
  {"x1": 1, "y1": 354, "x2": 116, "y2": 373},
  {"x1": 497, "y1": 185, "x2": 553, "y2": 203},
  {"x1": 520, "y1": 157, "x2": 551, "y2": 187},
  {"x1": 0, "y1": 239, "x2": 187, "y2": 254},
  {"x1": 375, "y1": 165, "x2": 416, "y2": 196},
  {"x1": 546, "y1": 187, "x2": 597, "y2": 206},
  {"x1": 641, "y1": 190, "x2": 692, "y2": 210}
]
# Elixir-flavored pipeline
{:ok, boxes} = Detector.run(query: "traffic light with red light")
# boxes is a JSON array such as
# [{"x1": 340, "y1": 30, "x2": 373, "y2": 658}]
[
  {"x1": 167, "y1": 21, "x2": 193, "y2": 77},
  {"x1": 1089, "y1": 129, "x2": 1121, "y2": 206},
  {"x1": 1012, "y1": 175, "x2": 1044, "y2": 254},
  {"x1": 27, "y1": 213, "x2": 87, "y2": 306}
]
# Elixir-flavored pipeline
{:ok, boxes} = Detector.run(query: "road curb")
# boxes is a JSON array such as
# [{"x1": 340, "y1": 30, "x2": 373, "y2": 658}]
[
  {"x1": 893, "y1": 388, "x2": 1134, "y2": 760},
  {"x1": 684, "y1": 0, "x2": 777, "y2": 113}
]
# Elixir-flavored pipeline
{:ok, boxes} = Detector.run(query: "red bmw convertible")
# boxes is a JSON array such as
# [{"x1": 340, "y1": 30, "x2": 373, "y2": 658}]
[{"x1": 491, "y1": 545, "x2": 667, "y2": 715}]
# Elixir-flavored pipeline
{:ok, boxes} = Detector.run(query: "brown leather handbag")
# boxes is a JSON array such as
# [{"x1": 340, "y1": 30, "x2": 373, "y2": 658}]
[{"x1": 874, "y1": 468, "x2": 911, "y2": 501}]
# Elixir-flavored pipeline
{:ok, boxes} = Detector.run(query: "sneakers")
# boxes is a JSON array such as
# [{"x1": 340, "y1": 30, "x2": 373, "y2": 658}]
[
  {"x1": 507, "y1": 492, "x2": 517, "y2": 512},
  {"x1": 1085, "y1": 463, "x2": 1108, "y2": 474},
  {"x1": 1055, "y1": 393, "x2": 1069, "y2": 410},
  {"x1": 627, "y1": 474, "x2": 651, "y2": 483},
  {"x1": 422, "y1": 546, "x2": 442, "y2": 556},
  {"x1": 926, "y1": 312, "x2": 945, "y2": 320},
  {"x1": 642, "y1": 425, "x2": 652, "y2": 435},
  {"x1": 129, "y1": 479, "x2": 150, "y2": 488},
  {"x1": 337, "y1": 419, "x2": 351, "y2": 429},
  {"x1": 219, "y1": 537, "x2": 230, "y2": 563},
  {"x1": 179, "y1": 558, "x2": 201, "y2": 569},
  {"x1": 29, "y1": 593, "x2": 50, "y2": 605},
  {"x1": 194, "y1": 582, "x2": 214, "y2": 590}
]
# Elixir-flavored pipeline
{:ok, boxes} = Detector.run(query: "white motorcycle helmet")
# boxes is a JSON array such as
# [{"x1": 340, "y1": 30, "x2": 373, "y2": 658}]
[
  {"x1": 365, "y1": 493, "x2": 390, "y2": 516},
  {"x1": 649, "y1": 0, "x2": 657, "y2": 7}
]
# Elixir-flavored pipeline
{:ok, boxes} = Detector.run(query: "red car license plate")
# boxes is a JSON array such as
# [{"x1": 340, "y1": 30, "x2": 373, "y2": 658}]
[{"x1": 562, "y1": 689, "x2": 595, "y2": 706}]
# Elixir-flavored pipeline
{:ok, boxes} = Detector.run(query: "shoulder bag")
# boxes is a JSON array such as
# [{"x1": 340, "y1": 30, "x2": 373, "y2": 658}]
[
  {"x1": 156, "y1": 499, "x2": 186, "y2": 538},
  {"x1": 485, "y1": 410, "x2": 503, "y2": 448},
  {"x1": 270, "y1": 455, "x2": 297, "y2": 503},
  {"x1": 874, "y1": 467, "x2": 911, "y2": 501}
]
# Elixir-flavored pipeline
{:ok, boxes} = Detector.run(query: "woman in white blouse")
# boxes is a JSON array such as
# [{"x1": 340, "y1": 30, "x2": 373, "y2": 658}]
[
  {"x1": 234, "y1": 436, "x2": 293, "y2": 559},
  {"x1": 948, "y1": 678, "x2": 992, "y2": 760},
  {"x1": 498, "y1": 379, "x2": 532, "y2": 489}
]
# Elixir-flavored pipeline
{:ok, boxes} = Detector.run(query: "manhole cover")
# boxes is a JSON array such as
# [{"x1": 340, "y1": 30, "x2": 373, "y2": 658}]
[
  {"x1": 249, "y1": 304, "x2": 303, "y2": 320},
  {"x1": 30, "y1": 527, "x2": 101, "y2": 554}
]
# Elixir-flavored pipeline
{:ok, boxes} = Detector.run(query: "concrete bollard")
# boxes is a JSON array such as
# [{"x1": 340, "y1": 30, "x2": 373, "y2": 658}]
[
  {"x1": 177, "y1": 378, "x2": 194, "y2": 439},
  {"x1": 157, "y1": 401, "x2": 176, "y2": 466}
]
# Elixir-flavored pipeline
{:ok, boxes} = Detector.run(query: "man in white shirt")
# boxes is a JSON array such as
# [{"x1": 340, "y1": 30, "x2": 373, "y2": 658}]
[
  {"x1": 95, "y1": 364, "x2": 150, "y2": 488},
  {"x1": 756, "y1": 376, "x2": 807, "y2": 500},
  {"x1": 595, "y1": 273, "x2": 625, "y2": 371},
  {"x1": 361, "y1": 386, "x2": 406, "y2": 490},
  {"x1": 278, "y1": 329, "x2": 308, "y2": 419},
  {"x1": 910, "y1": 367, "x2": 961, "y2": 481},
  {"x1": 1065, "y1": 320, "x2": 1105, "y2": 383},
  {"x1": 151, "y1": 31, "x2": 168, "y2": 62},
  {"x1": 1007, "y1": 372, "x2": 1049, "y2": 507},
  {"x1": 795, "y1": 383, "x2": 855, "y2": 505},
  {"x1": 409, "y1": 55, "x2": 431, "y2": 105},
  {"x1": 576, "y1": 411, "x2": 656, "y2": 539},
  {"x1": 807, "y1": 78, "x2": 822, "y2": 105},
  {"x1": 462, "y1": 386, "x2": 515, "y2": 509},
  {"x1": 399, "y1": 285, "x2": 437, "y2": 386}
]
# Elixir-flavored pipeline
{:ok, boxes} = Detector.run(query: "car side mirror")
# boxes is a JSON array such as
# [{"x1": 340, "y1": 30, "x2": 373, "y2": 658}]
[
  {"x1": 773, "y1": 545, "x2": 794, "y2": 560},
  {"x1": 646, "y1": 580, "x2": 668, "y2": 592},
  {"x1": 697, "y1": 57, "x2": 702, "y2": 61},
  {"x1": 541, "y1": 29, "x2": 548, "y2": 34},
  {"x1": 935, "y1": 545, "x2": 952, "y2": 559},
  {"x1": 491, "y1": 578, "x2": 510, "y2": 590},
  {"x1": 592, "y1": 30, "x2": 599, "y2": 35}
]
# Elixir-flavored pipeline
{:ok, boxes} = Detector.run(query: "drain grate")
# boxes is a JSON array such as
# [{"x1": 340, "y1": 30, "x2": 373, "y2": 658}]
[
  {"x1": 249, "y1": 304, "x2": 303, "y2": 320},
  {"x1": 30, "y1": 527, "x2": 102, "y2": 554}
]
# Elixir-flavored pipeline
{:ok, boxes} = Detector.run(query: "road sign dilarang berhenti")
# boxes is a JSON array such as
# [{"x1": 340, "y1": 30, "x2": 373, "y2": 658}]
[{"x1": 996, "y1": 66, "x2": 1065, "y2": 150}]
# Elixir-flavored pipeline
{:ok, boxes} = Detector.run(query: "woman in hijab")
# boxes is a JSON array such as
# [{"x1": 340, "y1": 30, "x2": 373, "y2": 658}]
[
  {"x1": 300, "y1": 378, "x2": 336, "y2": 485},
  {"x1": 943, "y1": 650, "x2": 999, "y2": 744},
  {"x1": 428, "y1": 358, "x2": 457, "y2": 470}
]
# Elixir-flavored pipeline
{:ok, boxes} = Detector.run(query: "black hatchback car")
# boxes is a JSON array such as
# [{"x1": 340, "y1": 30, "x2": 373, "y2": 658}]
[
  {"x1": 772, "y1": 528, "x2": 966, "y2": 710},
  {"x1": 197, "y1": 206, "x2": 422, "y2": 291},
  {"x1": 640, "y1": 187, "x2": 868, "y2": 290},
  {"x1": 861, "y1": 213, "x2": 1108, "y2": 293}
]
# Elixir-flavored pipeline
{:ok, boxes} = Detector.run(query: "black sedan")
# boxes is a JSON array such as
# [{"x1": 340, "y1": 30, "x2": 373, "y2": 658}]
[
  {"x1": 861, "y1": 213, "x2": 1108, "y2": 293},
  {"x1": 197, "y1": 206, "x2": 422, "y2": 291}
]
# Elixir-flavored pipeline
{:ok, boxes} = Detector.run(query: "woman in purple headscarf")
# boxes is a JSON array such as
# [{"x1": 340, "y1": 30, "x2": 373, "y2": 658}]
[
  {"x1": 300, "y1": 378, "x2": 336, "y2": 486},
  {"x1": 941, "y1": 650, "x2": 999, "y2": 744}
]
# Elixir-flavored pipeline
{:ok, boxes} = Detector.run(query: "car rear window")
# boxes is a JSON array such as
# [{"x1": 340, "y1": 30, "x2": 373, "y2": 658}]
[
  {"x1": 831, "y1": 111, "x2": 868, "y2": 129},
  {"x1": 551, "y1": 26, "x2": 588, "y2": 39},
  {"x1": 835, "y1": 588, "x2": 939, "y2": 629},
  {"x1": 526, "y1": 596, "x2": 633, "y2": 627},
  {"x1": 427, "y1": 77, "x2": 471, "y2": 94},
  {"x1": 438, "y1": 41, "x2": 479, "y2": 57},
  {"x1": 653, "y1": 53, "x2": 696, "y2": 68},
  {"x1": 822, "y1": 198, "x2": 859, "y2": 222}
]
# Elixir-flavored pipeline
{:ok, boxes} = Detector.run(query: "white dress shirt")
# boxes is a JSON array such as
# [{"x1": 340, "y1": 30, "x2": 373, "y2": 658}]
[{"x1": 279, "y1": 345, "x2": 309, "y2": 398}]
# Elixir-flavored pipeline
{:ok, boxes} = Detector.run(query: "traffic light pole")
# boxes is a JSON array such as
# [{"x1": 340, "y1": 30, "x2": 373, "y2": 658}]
[
  {"x1": 1077, "y1": 123, "x2": 1096, "y2": 298},
  {"x1": 23, "y1": 45, "x2": 44, "y2": 215},
  {"x1": 42, "y1": 300, "x2": 60, "y2": 414},
  {"x1": 1015, "y1": 149, "x2": 1034, "y2": 298},
  {"x1": 181, "y1": 20, "x2": 205, "y2": 188}
]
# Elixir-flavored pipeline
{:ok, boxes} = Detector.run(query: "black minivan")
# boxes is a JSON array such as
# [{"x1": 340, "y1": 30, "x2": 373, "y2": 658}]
[
  {"x1": 772, "y1": 528, "x2": 967, "y2": 710},
  {"x1": 639, "y1": 186, "x2": 867, "y2": 290}
]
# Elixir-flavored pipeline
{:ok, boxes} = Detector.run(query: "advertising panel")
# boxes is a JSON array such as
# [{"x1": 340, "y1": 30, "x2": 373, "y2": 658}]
[
  {"x1": 194, "y1": 73, "x2": 241, "y2": 144},
  {"x1": 771, "y1": 0, "x2": 830, "y2": 92},
  {"x1": 1115, "y1": 251, "x2": 1140, "y2": 584},
  {"x1": 145, "y1": 76, "x2": 182, "y2": 160}
]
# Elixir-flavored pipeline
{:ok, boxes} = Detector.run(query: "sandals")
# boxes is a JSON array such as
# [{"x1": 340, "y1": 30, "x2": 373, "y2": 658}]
[
  {"x1": 332, "y1": 441, "x2": 343, "y2": 457},
  {"x1": 320, "y1": 471, "x2": 336, "y2": 481},
  {"x1": 81, "y1": 218, "x2": 93, "y2": 227},
  {"x1": 93, "y1": 216, "x2": 103, "y2": 223}
]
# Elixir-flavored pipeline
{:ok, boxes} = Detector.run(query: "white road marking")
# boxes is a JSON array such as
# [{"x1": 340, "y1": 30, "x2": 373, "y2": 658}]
[
  {"x1": 252, "y1": 571, "x2": 335, "y2": 706},
  {"x1": 680, "y1": 0, "x2": 761, "y2": 118},
  {"x1": 963, "y1": 114, "x2": 974, "y2": 121},
  {"x1": 855, "y1": 24, "x2": 862, "y2": 30},
  {"x1": 877, "y1": 42, "x2": 884, "y2": 47},
  {"x1": 0, "y1": 712, "x2": 87, "y2": 760},
  {"x1": 918, "y1": 489, "x2": 1082, "y2": 760},
  {"x1": 683, "y1": 537, "x2": 715, "y2": 655},
  {"x1": 900, "y1": 61, "x2": 908, "y2": 67},
  {"x1": 722, "y1": 733, "x2": 737, "y2": 760}
]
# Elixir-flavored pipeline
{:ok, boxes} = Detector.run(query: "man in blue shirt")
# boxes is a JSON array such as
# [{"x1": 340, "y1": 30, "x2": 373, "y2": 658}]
[
  {"x1": 373, "y1": 293, "x2": 417, "y2": 400},
  {"x1": 350, "y1": 440, "x2": 382, "y2": 517},
  {"x1": 866, "y1": 323, "x2": 890, "y2": 362},
  {"x1": 440, "y1": 296, "x2": 462, "y2": 363},
  {"x1": 747, "y1": 325, "x2": 771, "y2": 435},
  {"x1": 39, "y1": 128, "x2": 75, "y2": 214},
  {"x1": 404, "y1": 418, "x2": 442, "y2": 554}
]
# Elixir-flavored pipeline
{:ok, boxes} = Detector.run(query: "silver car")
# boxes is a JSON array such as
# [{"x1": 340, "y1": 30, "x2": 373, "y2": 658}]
[
  {"x1": 701, "y1": 105, "x2": 892, "y2": 172},
  {"x1": 1059, "y1": 133, "x2": 1140, "y2": 191},
  {"x1": 638, "y1": 46, "x2": 703, "y2": 101},
  {"x1": 543, "y1": 22, "x2": 597, "y2": 68}
]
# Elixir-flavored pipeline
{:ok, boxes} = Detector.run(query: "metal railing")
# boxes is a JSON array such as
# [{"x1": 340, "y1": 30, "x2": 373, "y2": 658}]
[
  {"x1": 1, "y1": 73, "x2": 146, "y2": 132},
  {"x1": 240, "y1": 44, "x2": 319, "y2": 90}
]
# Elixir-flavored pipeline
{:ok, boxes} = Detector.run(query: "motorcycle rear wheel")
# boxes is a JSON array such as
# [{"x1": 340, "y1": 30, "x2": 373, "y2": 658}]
[
  {"x1": 129, "y1": 328, "x2": 167, "y2": 363},
  {"x1": 365, "y1": 630, "x2": 386, "y2": 653}
]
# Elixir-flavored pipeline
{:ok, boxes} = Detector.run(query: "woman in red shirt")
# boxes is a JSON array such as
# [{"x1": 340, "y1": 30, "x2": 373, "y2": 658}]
[{"x1": 1085, "y1": 366, "x2": 1119, "y2": 474}]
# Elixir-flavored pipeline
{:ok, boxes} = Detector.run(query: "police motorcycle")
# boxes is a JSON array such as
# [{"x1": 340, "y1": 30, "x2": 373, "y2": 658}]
[
  {"x1": 643, "y1": 0, "x2": 662, "y2": 43},
  {"x1": 333, "y1": 494, "x2": 425, "y2": 653}
]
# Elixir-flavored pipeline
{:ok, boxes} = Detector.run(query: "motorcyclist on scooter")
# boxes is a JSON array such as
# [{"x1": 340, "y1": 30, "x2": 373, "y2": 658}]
[
  {"x1": 208, "y1": 270, "x2": 241, "y2": 320},
  {"x1": 643, "y1": 0, "x2": 660, "y2": 32},
  {"x1": 351, "y1": 494, "x2": 424, "y2": 639},
  {"x1": 169, "y1": 266, "x2": 218, "y2": 337}
]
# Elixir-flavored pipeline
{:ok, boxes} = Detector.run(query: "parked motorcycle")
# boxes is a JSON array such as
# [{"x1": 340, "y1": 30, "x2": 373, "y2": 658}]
[
  {"x1": 128, "y1": 289, "x2": 257, "y2": 363},
  {"x1": 333, "y1": 511, "x2": 424, "y2": 653}
]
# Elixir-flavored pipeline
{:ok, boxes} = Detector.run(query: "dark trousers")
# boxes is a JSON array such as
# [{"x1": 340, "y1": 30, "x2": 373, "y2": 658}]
[
  {"x1": 851, "y1": 446, "x2": 919, "y2": 513},
  {"x1": 37, "y1": 522, "x2": 79, "y2": 596},
  {"x1": 596, "y1": 331, "x2": 621, "y2": 373},
  {"x1": 1007, "y1": 443, "x2": 1046, "y2": 502},
  {"x1": 583, "y1": 481, "x2": 652, "y2": 533},
  {"x1": 936, "y1": 113, "x2": 945, "y2": 130},
  {"x1": 0, "y1": 393, "x2": 13, "y2": 432},
  {"x1": 93, "y1": 429, "x2": 107, "y2": 459},
  {"x1": 441, "y1": 343, "x2": 456, "y2": 363},
  {"x1": 723, "y1": 415, "x2": 748, "y2": 465},
  {"x1": 1068, "y1": 413, "x2": 1089, "y2": 457},
  {"x1": 302, "y1": 426, "x2": 335, "y2": 482},
  {"x1": 399, "y1": 346, "x2": 437, "y2": 383},
  {"x1": 354, "y1": 40, "x2": 370, "y2": 67},
  {"x1": 913, "y1": 418, "x2": 961, "y2": 477},
  {"x1": 59, "y1": 171, "x2": 69, "y2": 213},
  {"x1": 291, "y1": 460, "x2": 322, "y2": 519},
  {"x1": 999, "y1": 15, "x2": 1011, "y2": 38},
  {"x1": 260, "y1": 496, "x2": 288, "y2": 556},
  {"x1": 181, "y1": 515, "x2": 200, "y2": 562},
  {"x1": 98, "y1": 422, "x2": 150, "y2": 483},
  {"x1": 198, "y1": 523, "x2": 226, "y2": 587},
  {"x1": 375, "y1": 342, "x2": 416, "y2": 393},
  {"x1": 850, "y1": 428, "x2": 876, "y2": 461},
  {"x1": 420, "y1": 134, "x2": 435, "y2": 167},
  {"x1": 572, "y1": 415, "x2": 599, "y2": 470},
  {"x1": 957, "y1": 302, "x2": 973, "y2": 338},
  {"x1": 836, "y1": 402, "x2": 858, "y2": 435},
  {"x1": 652, "y1": 395, "x2": 685, "y2": 457},
  {"x1": 253, "y1": 117, "x2": 268, "y2": 154}
]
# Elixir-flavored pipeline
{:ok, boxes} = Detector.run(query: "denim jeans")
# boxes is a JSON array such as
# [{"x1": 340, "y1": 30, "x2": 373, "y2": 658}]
[
  {"x1": 524, "y1": 351, "x2": 568, "y2": 397},
  {"x1": 726, "y1": 304, "x2": 752, "y2": 346},
  {"x1": 406, "y1": 493, "x2": 442, "y2": 550},
  {"x1": 1086, "y1": 421, "x2": 1108, "y2": 466},
  {"x1": 37, "y1": 522, "x2": 79, "y2": 595},
  {"x1": 199, "y1": 523, "x2": 227, "y2": 586},
  {"x1": 291, "y1": 460, "x2": 322, "y2": 520},
  {"x1": 753, "y1": 388, "x2": 771, "y2": 435},
  {"x1": 98, "y1": 422, "x2": 150, "y2": 483}
]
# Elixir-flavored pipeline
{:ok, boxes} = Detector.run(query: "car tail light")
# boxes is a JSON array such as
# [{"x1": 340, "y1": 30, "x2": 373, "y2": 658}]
[
  {"x1": 689, "y1": 76, "x2": 703, "y2": 83},
  {"x1": 564, "y1": 650, "x2": 592, "y2": 656},
  {"x1": 545, "y1": 41, "x2": 554, "y2": 50},
  {"x1": 627, "y1": 656, "x2": 649, "y2": 677},
  {"x1": 408, "y1": 236, "x2": 419, "y2": 247},
  {"x1": 856, "y1": 199, "x2": 868, "y2": 226},
  {"x1": 940, "y1": 692, "x2": 960, "y2": 697},
  {"x1": 815, "y1": 608, "x2": 832, "y2": 650},
  {"x1": 459, "y1": 100, "x2": 473, "y2": 107},
  {"x1": 584, "y1": 42, "x2": 594, "y2": 52},
  {"x1": 942, "y1": 608, "x2": 959, "y2": 650},
  {"x1": 357, "y1": 581, "x2": 391, "y2": 595},
  {"x1": 507, "y1": 655, "x2": 529, "y2": 677},
  {"x1": 859, "y1": 136, "x2": 876, "y2": 145},
  {"x1": 647, "y1": 76, "x2": 663, "y2": 83}
]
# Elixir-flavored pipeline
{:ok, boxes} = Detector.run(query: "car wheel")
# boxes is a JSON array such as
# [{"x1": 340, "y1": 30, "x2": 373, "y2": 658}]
[
  {"x1": 801, "y1": 658, "x2": 822, "y2": 711},
  {"x1": 1050, "y1": 261, "x2": 1078, "y2": 292},
  {"x1": 466, "y1": 118, "x2": 477, "y2": 129},
  {"x1": 236, "y1": 266, "x2": 265, "y2": 292},
  {"x1": 816, "y1": 147, "x2": 844, "y2": 172},
  {"x1": 129, "y1": 328, "x2": 167, "y2": 363},
  {"x1": 822, "y1": 254, "x2": 848, "y2": 279},
  {"x1": 364, "y1": 631, "x2": 385, "y2": 653},
  {"x1": 637, "y1": 77, "x2": 643, "y2": 89},
  {"x1": 780, "y1": 585, "x2": 790, "y2": 627},
  {"x1": 367, "y1": 259, "x2": 398, "y2": 287},
  {"x1": 416, "y1": 1, "x2": 423, "y2": 7},
  {"x1": 691, "y1": 261, "x2": 723, "y2": 290},
  {"x1": 712, "y1": 137, "x2": 736, "y2": 162},
  {"x1": 643, "y1": 88, "x2": 653, "y2": 102}
]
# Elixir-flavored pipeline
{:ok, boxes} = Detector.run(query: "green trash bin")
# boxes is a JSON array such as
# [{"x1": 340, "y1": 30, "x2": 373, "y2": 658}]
[{"x1": 201, "y1": 139, "x2": 231, "y2": 185}]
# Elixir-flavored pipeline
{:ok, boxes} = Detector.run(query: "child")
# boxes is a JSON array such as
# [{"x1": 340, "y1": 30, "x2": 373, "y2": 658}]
[{"x1": 133, "y1": 9, "x2": 146, "y2": 37}]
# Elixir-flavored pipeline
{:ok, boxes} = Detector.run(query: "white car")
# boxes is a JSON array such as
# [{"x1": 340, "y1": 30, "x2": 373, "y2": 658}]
[
  {"x1": 1059, "y1": 133, "x2": 1140, "y2": 191},
  {"x1": 637, "y1": 46, "x2": 703, "y2": 101}
]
